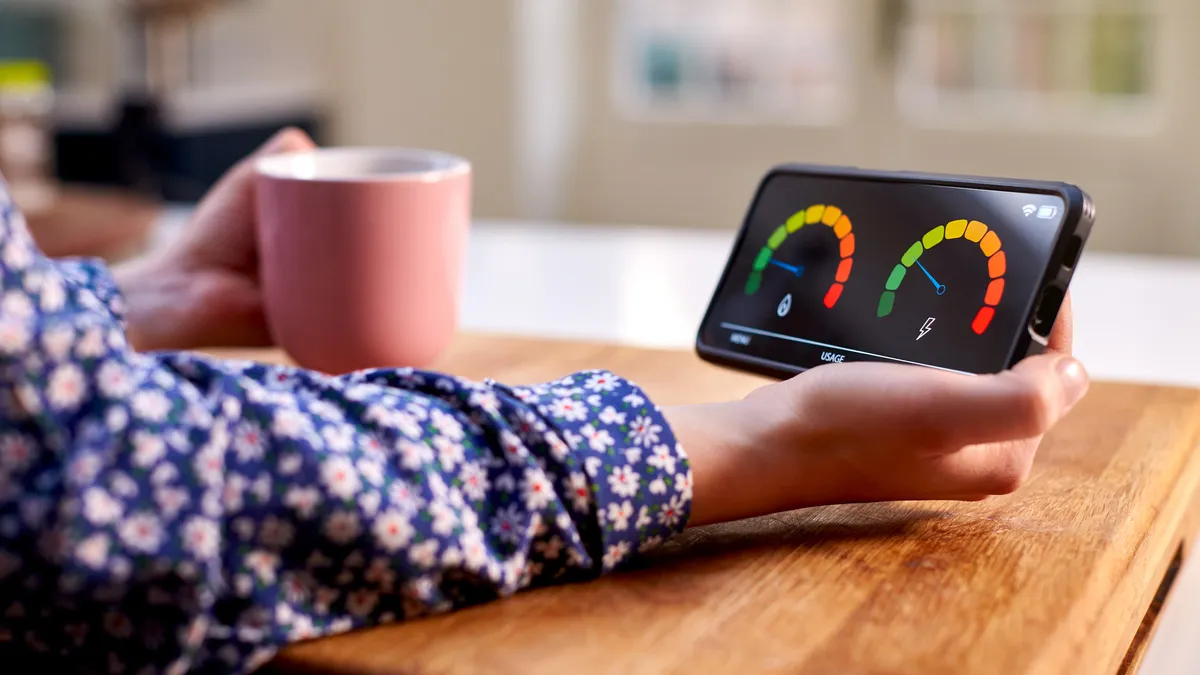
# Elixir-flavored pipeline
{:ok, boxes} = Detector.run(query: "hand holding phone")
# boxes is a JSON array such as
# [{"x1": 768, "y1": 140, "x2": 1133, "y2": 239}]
[
  {"x1": 674, "y1": 298, "x2": 1088, "y2": 526},
  {"x1": 674, "y1": 165, "x2": 1092, "y2": 523},
  {"x1": 696, "y1": 165, "x2": 1094, "y2": 377}
]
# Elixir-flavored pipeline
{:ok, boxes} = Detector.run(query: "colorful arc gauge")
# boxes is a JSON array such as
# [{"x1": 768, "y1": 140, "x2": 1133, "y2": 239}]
[
  {"x1": 745, "y1": 204, "x2": 855, "y2": 309},
  {"x1": 876, "y1": 219, "x2": 1006, "y2": 335}
]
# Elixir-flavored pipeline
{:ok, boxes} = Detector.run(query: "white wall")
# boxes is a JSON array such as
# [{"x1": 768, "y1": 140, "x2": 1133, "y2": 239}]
[{"x1": 323, "y1": 0, "x2": 519, "y2": 217}]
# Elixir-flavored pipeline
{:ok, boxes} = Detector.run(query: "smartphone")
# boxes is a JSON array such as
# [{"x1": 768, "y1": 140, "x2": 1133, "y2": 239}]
[{"x1": 695, "y1": 165, "x2": 1094, "y2": 378}]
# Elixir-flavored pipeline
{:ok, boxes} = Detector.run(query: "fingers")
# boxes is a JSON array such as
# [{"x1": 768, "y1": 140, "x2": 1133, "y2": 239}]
[
  {"x1": 907, "y1": 352, "x2": 1088, "y2": 498},
  {"x1": 225, "y1": 127, "x2": 317, "y2": 186},
  {"x1": 789, "y1": 352, "x2": 1087, "y2": 452},
  {"x1": 773, "y1": 343, "x2": 1089, "y2": 506},
  {"x1": 216, "y1": 127, "x2": 317, "y2": 189},
  {"x1": 1003, "y1": 353, "x2": 1089, "y2": 435},
  {"x1": 1046, "y1": 291, "x2": 1073, "y2": 355},
  {"x1": 932, "y1": 439, "x2": 1038, "y2": 497},
  {"x1": 932, "y1": 354, "x2": 1090, "y2": 446},
  {"x1": 801, "y1": 353, "x2": 1090, "y2": 449},
  {"x1": 174, "y1": 128, "x2": 318, "y2": 266},
  {"x1": 931, "y1": 289, "x2": 1075, "y2": 444},
  {"x1": 211, "y1": 127, "x2": 317, "y2": 196},
  {"x1": 254, "y1": 127, "x2": 317, "y2": 157}
]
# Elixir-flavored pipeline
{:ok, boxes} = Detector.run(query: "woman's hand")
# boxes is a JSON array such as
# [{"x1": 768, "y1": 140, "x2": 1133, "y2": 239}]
[
  {"x1": 114, "y1": 128, "x2": 317, "y2": 351},
  {"x1": 671, "y1": 295, "x2": 1087, "y2": 527}
]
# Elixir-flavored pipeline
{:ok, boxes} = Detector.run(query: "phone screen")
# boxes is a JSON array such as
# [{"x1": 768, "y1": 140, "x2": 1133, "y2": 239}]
[{"x1": 698, "y1": 171, "x2": 1069, "y2": 375}]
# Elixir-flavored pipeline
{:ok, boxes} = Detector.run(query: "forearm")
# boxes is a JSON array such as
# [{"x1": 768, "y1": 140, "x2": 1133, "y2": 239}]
[
  {"x1": 665, "y1": 391, "x2": 856, "y2": 527},
  {"x1": 5, "y1": 353, "x2": 692, "y2": 671},
  {"x1": 664, "y1": 403, "x2": 752, "y2": 527}
]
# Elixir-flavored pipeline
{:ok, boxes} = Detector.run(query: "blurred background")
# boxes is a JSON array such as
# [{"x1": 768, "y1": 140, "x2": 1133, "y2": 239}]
[
  {"x1": 0, "y1": 0, "x2": 1194, "y2": 257},
  {"x1": 3, "y1": 5, "x2": 1199, "y2": 671},
  {"x1": 1, "y1": 0, "x2": 1197, "y2": 391}
]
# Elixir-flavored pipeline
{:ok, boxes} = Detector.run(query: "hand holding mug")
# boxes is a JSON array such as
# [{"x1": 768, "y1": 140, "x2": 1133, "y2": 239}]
[
  {"x1": 115, "y1": 128, "x2": 317, "y2": 352},
  {"x1": 117, "y1": 129, "x2": 473, "y2": 375}
]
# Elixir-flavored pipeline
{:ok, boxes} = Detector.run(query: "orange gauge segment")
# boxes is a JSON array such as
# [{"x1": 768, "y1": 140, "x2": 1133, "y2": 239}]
[
  {"x1": 836, "y1": 258, "x2": 853, "y2": 283},
  {"x1": 989, "y1": 251, "x2": 1007, "y2": 278},
  {"x1": 745, "y1": 204, "x2": 855, "y2": 311},
  {"x1": 984, "y1": 278, "x2": 1005, "y2": 306},
  {"x1": 839, "y1": 234, "x2": 855, "y2": 258},
  {"x1": 834, "y1": 214, "x2": 852, "y2": 239},
  {"x1": 877, "y1": 218, "x2": 1007, "y2": 337}
]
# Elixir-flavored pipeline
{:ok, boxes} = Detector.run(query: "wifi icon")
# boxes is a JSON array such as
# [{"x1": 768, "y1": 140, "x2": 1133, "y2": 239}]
[{"x1": 1022, "y1": 204, "x2": 1037, "y2": 217}]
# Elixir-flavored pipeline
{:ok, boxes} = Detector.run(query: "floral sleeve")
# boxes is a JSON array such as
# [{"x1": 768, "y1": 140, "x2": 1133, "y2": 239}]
[{"x1": 0, "y1": 184, "x2": 692, "y2": 674}]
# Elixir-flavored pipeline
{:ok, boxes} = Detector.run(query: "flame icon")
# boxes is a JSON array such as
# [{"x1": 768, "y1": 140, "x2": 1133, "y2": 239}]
[{"x1": 777, "y1": 294, "x2": 793, "y2": 317}]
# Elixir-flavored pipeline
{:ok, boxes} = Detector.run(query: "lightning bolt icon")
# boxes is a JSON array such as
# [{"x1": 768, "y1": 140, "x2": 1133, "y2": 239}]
[{"x1": 917, "y1": 317, "x2": 935, "y2": 340}]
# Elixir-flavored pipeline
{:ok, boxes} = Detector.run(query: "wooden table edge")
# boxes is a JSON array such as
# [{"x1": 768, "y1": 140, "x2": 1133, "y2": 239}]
[
  {"x1": 1113, "y1": 421, "x2": 1200, "y2": 675},
  {"x1": 1118, "y1": 462, "x2": 1200, "y2": 675},
  {"x1": 1058, "y1": 398, "x2": 1200, "y2": 675}
]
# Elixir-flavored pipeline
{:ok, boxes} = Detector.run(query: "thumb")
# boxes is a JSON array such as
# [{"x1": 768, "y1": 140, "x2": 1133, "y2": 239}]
[
  {"x1": 255, "y1": 127, "x2": 318, "y2": 157},
  {"x1": 943, "y1": 354, "x2": 1091, "y2": 446},
  {"x1": 191, "y1": 127, "x2": 317, "y2": 211},
  {"x1": 169, "y1": 128, "x2": 318, "y2": 268}
]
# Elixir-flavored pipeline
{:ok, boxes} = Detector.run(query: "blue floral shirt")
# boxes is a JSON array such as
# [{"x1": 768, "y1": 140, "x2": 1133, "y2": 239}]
[{"x1": 0, "y1": 182, "x2": 692, "y2": 673}]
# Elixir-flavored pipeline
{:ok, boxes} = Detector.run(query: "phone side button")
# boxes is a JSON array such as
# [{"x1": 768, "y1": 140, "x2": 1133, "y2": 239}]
[
  {"x1": 1062, "y1": 234, "x2": 1084, "y2": 270},
  {"x1": 1031, "y1": 285, "x2": 1066, "y2": 338}
]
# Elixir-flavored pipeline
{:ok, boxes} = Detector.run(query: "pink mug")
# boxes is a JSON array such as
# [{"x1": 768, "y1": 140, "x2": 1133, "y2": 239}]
[{"x1": 255, "y1": 147, "x2": 471, "y2": 374}]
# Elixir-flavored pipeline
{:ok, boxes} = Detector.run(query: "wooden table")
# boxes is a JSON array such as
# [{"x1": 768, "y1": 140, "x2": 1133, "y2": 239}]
[{"x1": 205, "y1": 334, "x2": 1200, "y2": 675}]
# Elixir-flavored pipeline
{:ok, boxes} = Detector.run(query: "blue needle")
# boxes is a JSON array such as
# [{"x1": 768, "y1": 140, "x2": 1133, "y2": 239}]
[
  {"x1": 769, "y1": 260, "x2": 805, "y2": 277},
  {"x1": 915, "y1": 260, "x2": 947, "y2": 296}
]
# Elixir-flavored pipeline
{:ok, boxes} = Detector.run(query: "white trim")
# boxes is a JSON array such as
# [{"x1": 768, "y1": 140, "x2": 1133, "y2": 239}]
[{"x1": 256, "y1": 147, "x2": 470, "y2": 183}]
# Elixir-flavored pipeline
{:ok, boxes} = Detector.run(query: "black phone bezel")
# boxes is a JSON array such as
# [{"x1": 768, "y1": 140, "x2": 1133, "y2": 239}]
[{"x1": 695, "y1": 164, "x2": 1095, "y2": 380}]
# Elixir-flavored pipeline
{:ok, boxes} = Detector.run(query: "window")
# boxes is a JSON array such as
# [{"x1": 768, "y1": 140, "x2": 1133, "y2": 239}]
[
  {"x1": 897, "y1": 0, "x2": 1162, "y2": 132},
  {"x1": 612, "y1": 0, "x2": 851, "y2": 125}
]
